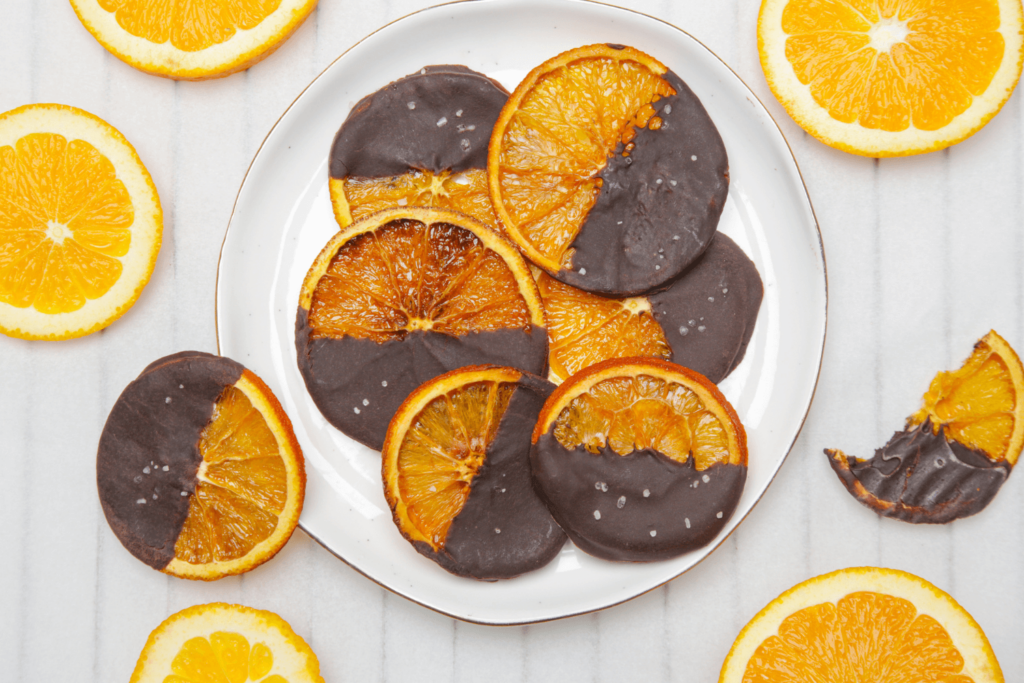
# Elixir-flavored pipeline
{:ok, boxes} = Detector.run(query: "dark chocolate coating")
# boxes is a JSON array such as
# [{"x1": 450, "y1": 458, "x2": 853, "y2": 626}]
[
  {"x1": 531, "y1": 433, "x2": 746, "y2": 561},
  {"x1": 296, "y1": 311, "x2": 548, "y2": 450},
  {"x1": 329, "y1": 65, "x2": 508, "y2": 179},
  {"x1": 413, "y1": 373, "x2": 566, "y2": 579},
  {"x1": 826, "y1": 419, "x2": 1011, "y2": 524},
  {"x1": 558, "y1": 68, "x2": 729, "y2": 296},
  {"x1": 652, "y1": 233, "x2": 762, "y2": 383},
  {"x1": 97, "y1": 353, "x2": 244, "y2": 569}
]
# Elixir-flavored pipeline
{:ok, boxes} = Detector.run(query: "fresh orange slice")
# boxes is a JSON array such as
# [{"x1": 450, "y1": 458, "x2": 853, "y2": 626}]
[
  {"x1": 758, "y1": 0, "x2": 1024, "y2": 156},
  {"x1": 130, "y1": 603, "x2": 324, "y2": 683},
  {"x1": 0, "y1": 103, "x2": 162, "y2": 340},
  {"x1": 382, "y1": 365, "x2": 564, "y2": 578},
  {"x1": 719, "y1": 567, "x2": 1003, "y2": 682},
  {"x1": 295, "y1": 206, "x2": 547, "y2": 451},
  {"x1": 70, "y1": 0, "x2": 318, "y2": 80}
]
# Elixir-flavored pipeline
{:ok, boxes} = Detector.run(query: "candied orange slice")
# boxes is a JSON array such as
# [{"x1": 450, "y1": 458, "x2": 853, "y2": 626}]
[
  {"x1": 719, "y1": 567, "x2": 1003, "y2": 683},
  {"x1": 758, "y1": 0, "x2": 1024, "y2": 156},
  {"x1": 0, "y1": 104, "x2": 162, "y2": 340},
  {"x1": 537, "y1": 272, "x2": 670, "y2": 382},
  {"x1": 908, "y1": 330, "x2": 1024, "y2": 464},
  {"x1": 130, "y1": 603, "x2": 324, "y2": 683},
  {"x1": 533, "y1": 358, "x2": 745, "y2": 470},
  {"x1": 488, "y1": 44, "x2": 676, "y2": 273},
  {"x1": 70, "y1": 0, "x2": 317, "y2": 80},
  {"x1": 167, "y1": 370, "x2": 304, "y2": 580},
  {"x1": 383, "y1": 366, "x2": 520, "y2": 551}
]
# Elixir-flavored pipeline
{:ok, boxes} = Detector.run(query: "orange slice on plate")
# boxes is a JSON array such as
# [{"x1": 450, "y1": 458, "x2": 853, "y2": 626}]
[
  {"x1": 0, "y1": 103, "x2": 162, "y2": 340},
  {"x1": 719, "y1": 567, "x2": 1003, "y2": 682},
  {"x1": 130, "y1": 603, "x2": 324, "y2": 683},
  {"x1": 758, "y1": 0, "x2": 1024, "y2": 156},
  {"x1": 70, "y1": 0, "x2": 318, "y2": 80}
]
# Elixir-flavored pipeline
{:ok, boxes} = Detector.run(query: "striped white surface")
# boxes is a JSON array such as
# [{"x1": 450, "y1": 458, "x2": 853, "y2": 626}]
[{"x1": 0, "y1": 1, "x2": 1021, "y2": 681}]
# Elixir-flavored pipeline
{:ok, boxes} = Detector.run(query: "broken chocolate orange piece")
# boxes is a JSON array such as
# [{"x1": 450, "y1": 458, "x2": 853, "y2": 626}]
[{"x1": 827, "y1": 330, "x2": 1024, "y2": 523}]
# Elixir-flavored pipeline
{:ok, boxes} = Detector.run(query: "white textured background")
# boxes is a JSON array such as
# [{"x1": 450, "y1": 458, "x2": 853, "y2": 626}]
[{"x1": 1, "y1": 0, "x2": 1022, "y2": 681}]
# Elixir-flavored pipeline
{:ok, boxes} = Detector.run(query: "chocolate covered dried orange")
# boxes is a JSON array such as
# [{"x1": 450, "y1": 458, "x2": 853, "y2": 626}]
[{"x1": 296, "y1": 207, "x2": 548, "y2": 451}]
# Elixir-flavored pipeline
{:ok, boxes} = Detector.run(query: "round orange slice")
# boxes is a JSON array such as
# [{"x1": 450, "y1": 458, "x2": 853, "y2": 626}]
[
  {"x1": 98, "y1": 352, "x2": 304, "y2": 580},
  {"x1": 382, "y1": 365, "x2": 565, "y2": 579},
  {"x1": 0, "y1": 103, "x2": 162, "y2": 340},
  {"x1": 488, "y1": 43, "x2": 729, "y2": 296},
  {"x1": 130, "y1": 603, "x2": 324, "y2": 683},
  {"x1": 758, "y1": 0, "x2": 1024, "y2": 156},
  {"x1": 531, "y1": 358, "x2": 746, "y2": 561},
  {"x1": 719, "y1": 567, "x2": 1003, "y2": 682},
  {"x1": 70, "y1": 0, "x2": 318, "y2": 80},
  {"x1": 296, "y1": 206, "x2": 548, "y2": 451}
]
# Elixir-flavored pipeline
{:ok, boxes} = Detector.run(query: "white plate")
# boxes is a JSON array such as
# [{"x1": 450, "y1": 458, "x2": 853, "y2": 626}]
[{"x1": 216, "y1": 0, "x2": 826, "y2": 625}]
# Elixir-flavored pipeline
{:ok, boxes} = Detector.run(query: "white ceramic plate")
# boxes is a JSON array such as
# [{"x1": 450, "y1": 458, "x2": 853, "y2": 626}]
[{"x1": 216, "y1": 0, "x2": 826, "y2": 624}]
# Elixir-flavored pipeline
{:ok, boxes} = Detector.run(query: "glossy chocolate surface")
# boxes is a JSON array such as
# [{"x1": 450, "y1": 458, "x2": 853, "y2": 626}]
[
  {"x1": 97, "y1": 353, "x2": 244, "y2": 569},
  {"x1": 532, "y1": 433, "x2": 745, "y2": 561},
  {"x1": 827, "y1": 419, "x2": 1011, "y2": 524},
  {"x1": 296, "y1": 311, "x2": 548, "y2": 451},
  {"x1": 414, "y1": 373, "x2": 566, "y2": 579},
  {"x1": 653, "y1": 233, "x2": 762, "y2": 383},
  {"x1": 329, "y1": 65, "x2": 507, "y2": 180},
  {"x1": 558, "y1": 68, "x2": 729, "y2": 296}
]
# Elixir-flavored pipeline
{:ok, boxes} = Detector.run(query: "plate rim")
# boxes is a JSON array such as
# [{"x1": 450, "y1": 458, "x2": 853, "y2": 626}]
[{"x1": 214, "y1": 0, "x2": 828, "y2": 625}]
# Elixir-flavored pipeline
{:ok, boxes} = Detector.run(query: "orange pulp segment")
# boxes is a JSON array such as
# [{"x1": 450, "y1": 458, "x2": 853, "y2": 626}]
[
  {"x1": 383, "y1": 366, "x2": 520, "y2": 551},
  {"x1": 909, "y1": 329, "x2": 1024, "y2": 465},
  {"x1": 489, "y1": 44, "x2": 676, "y2": 272},
  {"x1": 537, "y1": 271, "x2": 670, "y2": 382}
]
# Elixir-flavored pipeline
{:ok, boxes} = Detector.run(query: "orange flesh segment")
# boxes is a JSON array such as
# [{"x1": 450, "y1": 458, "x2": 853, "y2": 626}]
[
  {"x1": 553, "y1": 374, "x2": 733, "y2": 469},
  {"x1": 397, "y1": 380, "x2": 515, "y2": 549},
  {"x1": 781, "y1": 0, "x2": 1004, "y2": 131},
  {"x1": 174, "y1": 386, "x2": 287, "y2": 564},
  {"x1": 538, "y1": 272, "x2": 670, "y2": 381},
  {"x1": 308, "y1": 218, "x2": 532, "y2": 343},
  {"x1": 341, "y1": 168, "x2": 498, "y2": 228},
  {"x1": 909, "y1": 336, "x2": 1019, "y2": 461},
  {"x1": 96, "y1": 0, "x2": 282, "y2": 52},
  {"x1": 170, "y1": 632, "x2": 279, "y2": 683},
  {"x1": 496, "y1": 54, "x2": 675, "y2": 264},
  {"x1": 0, "y1": 133, "x2": 132, "y2": 313},
  {"x1": 742, "y1": 591, "x2": 971, "y2": 682}
]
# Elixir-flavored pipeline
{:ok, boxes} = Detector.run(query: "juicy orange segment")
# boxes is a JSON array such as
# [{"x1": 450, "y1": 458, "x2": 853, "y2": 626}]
[
  {"x1": 719, "y1": 567, "x2": 1003, "y2": 683},
  {"x1": 489, "y1": 44, "x2": 676, "y2": 271},
  {"x1": 301, "y1": 207, "x2": 545, "y2": 343},
  {"x1": 383, "y1": 366, "x2": 521, "y2": 551},
  {"x1": 534, "y1": 358, "x2": 746, "y2": 470},
  {"x1": 537, "y1": 272, "x2": 670, "y2": 382},
  {"x1": 130, "y1": 603, "x2": 324, "y2": 683},
  {"x1": 329, "y1": 168, "x2": 499, "y2": 231},
  {"x1": 908, "y1": 330, "x2": 1024, "y2": 464},
  {"x1": 758, "y1": 0, "x2": 1024, "y2": 156},
  {"x1": 167, "y1": 371, "x2": 304, "y2": 580}
]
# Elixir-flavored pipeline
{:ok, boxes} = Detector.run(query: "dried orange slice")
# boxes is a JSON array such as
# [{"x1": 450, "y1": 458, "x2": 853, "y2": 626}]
[
  {"x1": 828, "y1": 330, "x2": 1024, "y2": 523},
  {"x1": 330, "y1": 65, "x2": 507, "y2": 230},
  {"x1": 296, "y1": 206, "x2": 547, "y2": 451},
  {"x1": 0, "y1": 103, "x2": 162, "y2": 340},
  {"x1": 719, "y1": 567, "x2": 1003, "y2": 683},
  {"x1": 70, "y1": 0, "x2": 318, "y2": 80},
  {"x1": 531, "y1": 358, "x2": 746, "y2": 561},
  {"x1": 489, "y1": 44, "x2": 729, "y2": 296},
  {"x1": 382, "y1": 365, "x2": 565, "y2": 579},
  {"x1": 130, "y1": 603, "x2": 324, "y2": 683},
  {"x1": 98, "y1": 352, "x2": 304, "y2": 580},
  {"x1": 538, "y1": 233, "x2": 762, "y2": 384},
  {"x1": 758, "y1": 0, "x2": 1024, "y2": 156}
]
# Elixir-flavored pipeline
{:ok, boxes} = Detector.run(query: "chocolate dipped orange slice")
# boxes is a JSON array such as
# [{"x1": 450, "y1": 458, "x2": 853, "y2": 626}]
[
  {"x1": 383, "y1": 365, "x2": 565, "y2": 579},
  {"x1": 296, "y1": 207, "x2": 548, "y2": 451},
  {"x1": 531, "y1": 358, "x2": 746, "y2": 561}
]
